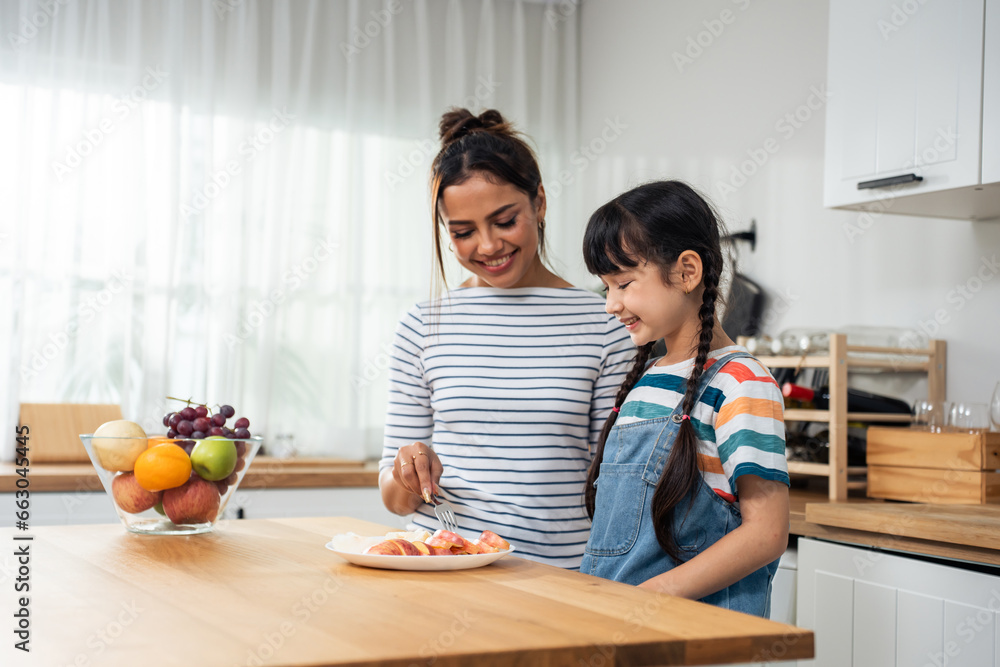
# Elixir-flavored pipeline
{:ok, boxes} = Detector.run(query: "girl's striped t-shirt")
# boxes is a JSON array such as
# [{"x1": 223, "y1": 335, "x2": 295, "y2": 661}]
[
  {"x1": 380, "y1": 286, "x2": 635, "y2": 569},
  {"x1": 617, "y1": 345, "x2": 789, "y2": 503}
]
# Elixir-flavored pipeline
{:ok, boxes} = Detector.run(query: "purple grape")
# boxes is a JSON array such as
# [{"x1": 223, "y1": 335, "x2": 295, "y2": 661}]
[
  {"x1": 234, "y1": 417, "x2": 250, "y2": 429},
  {"x1": 234, "y1": 427, "x2": 251, "y2": 439},
  {"x1": 222, "y1": 427, "x2": 235, "y2": 438},
  {"x1": 220, "y1": 405, "x2": 235, "y2": 419},
  {"x1": 193, "y1": 417, "x2": 211, "y2": 432},
  {"x1": 194, "y1": 405, "x2": 209, "y2": 419},
  {"x1": 191, "y1": 430, "x2": 206, "y2": 439},
  {"x1": 180, "y1": 440, "x2": 196, "y2": 455},
  {"x1": 225, "y1": 472, "x2": 238, "y2": 485},
  {"x1": 177, "y1": 420, "x2": 194, "y2": 436},
  {"x1": 211, "y1": 413, "x2": 226, "y2": 427},
  {"x1": 234, "y1": 457, "x2": 246, "y2": 472},
  {"x1": 215, "y1": 481, "x2": 229, "y2": 495},
  {"x1": 235, "y1": 441, "x2": 246, "y2": 457},
  {"x1": 169, "y1": 413, "x2": 182, "y2": 428},
  {"x1": 163, "y1": 412, "x2": 175, "y2": 427},
  {"x1": 209, "y1": 426, "x2": 224, "y2": 437},
  {"x1": 167, "y1": 429, "x2": 178, "y2": 438},
  {"x1": 180, "y1": 407, "x2": 197, "y2": 421}
]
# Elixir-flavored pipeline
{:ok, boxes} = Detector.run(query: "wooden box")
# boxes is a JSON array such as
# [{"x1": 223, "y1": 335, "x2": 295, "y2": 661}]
[
  {"x1": 866, "y1": 427, "x2": 1000, "y2": 504},
  {"x1": 18, "y1": 403, "x2": 123, "y2": 463}
]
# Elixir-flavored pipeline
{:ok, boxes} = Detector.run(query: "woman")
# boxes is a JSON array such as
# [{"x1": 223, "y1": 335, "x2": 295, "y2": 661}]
[{"x1": 379, "y1": 108, "x2": 633, "y2": 569}]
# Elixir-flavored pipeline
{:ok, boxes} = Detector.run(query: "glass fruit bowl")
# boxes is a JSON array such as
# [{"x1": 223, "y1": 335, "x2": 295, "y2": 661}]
[{"x1": 79, "y1": 434, "x2": 263, "y2": 535}]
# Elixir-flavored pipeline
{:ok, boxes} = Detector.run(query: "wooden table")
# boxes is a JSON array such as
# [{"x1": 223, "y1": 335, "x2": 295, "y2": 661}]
[{"x1": 1, "y1": 517, "x2": 813, "y2": 666}]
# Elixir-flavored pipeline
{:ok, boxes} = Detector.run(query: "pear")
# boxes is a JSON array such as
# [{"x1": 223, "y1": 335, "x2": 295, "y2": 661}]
[{"x1": 91, "y1": 420, "x2": 147, "y2": 472}]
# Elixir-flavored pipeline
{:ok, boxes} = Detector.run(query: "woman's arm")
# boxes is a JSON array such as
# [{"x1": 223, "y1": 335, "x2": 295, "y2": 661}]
[
  {"x1": 588, "y1": 316, "x2": 636, "y2": 450},
  {"x1": 378, "y1": 306, "x2": 437, "y2": 516},
  {"x1": 637, "y1": 475, "x2": 789, "y2": 599}
]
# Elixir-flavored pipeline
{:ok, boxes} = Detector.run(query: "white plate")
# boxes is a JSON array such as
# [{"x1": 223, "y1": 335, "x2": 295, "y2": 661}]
[{"x1": 324, "y1": 538, "x2": 515, "y2": 571}]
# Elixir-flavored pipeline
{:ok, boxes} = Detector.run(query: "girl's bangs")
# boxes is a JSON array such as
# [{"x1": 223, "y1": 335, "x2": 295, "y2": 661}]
[{"x1": 583, "y1": 202, "x2": 645, "y2": 276}]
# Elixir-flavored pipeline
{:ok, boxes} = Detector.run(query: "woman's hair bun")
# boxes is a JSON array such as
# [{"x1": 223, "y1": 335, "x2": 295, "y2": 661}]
[{"x1": 438, "y1": 107, "x2": 511, "y2": 145}]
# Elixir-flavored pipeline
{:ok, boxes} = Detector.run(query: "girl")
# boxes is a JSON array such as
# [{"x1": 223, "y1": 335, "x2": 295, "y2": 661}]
[
  {"x1": 378, "y1": 108, "x2": 634, "y2": 569},
  {"x1": 579, "y1": 181, "x2": 789, "y2": 616}
]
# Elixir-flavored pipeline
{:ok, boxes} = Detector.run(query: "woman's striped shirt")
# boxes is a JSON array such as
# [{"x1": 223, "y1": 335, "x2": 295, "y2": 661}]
[
  {"x1": 380, "y1": 286, "x2": 634, "y2": 569},
  {"x1": 617, "y1": 346, "x2": 789, "y2": 504}
]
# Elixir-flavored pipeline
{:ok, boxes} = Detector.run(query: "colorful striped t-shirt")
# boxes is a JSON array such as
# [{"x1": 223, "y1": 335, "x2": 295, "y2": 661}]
[{"x1": 616, "y1": 345, "x2": 789, "y2": 503}]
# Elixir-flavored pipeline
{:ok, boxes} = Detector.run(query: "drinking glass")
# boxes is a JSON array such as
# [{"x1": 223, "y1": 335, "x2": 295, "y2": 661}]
[
  {"x1": 912, "y1": 400, "x2": 946, "y2": 432},
  {"x1": 948, "y1": 402, "x2": 991, "y2": 433},
  {"x1": 990, "y1": 383, "x2": 1000, "y2": 432}
]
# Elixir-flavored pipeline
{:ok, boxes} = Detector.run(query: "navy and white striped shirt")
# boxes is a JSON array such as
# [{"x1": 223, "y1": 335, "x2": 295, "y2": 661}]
[{"x1": 380, "y1": 286, "x2": 634, "y2": 568}]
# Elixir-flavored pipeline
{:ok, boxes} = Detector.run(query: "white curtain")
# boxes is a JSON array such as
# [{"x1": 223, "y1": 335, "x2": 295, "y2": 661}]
[{"x1": 0, "y1": 0, "x2": 580, "y2": 460}]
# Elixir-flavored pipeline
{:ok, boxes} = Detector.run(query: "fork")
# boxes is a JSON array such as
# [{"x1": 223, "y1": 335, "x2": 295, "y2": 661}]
[{"x1": 430, "y1": 494, "x2": 460, "y2": 534}]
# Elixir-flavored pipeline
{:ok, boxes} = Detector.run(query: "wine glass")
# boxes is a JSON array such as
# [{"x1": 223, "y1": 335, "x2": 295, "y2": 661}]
[
  {"x1": 990, "y1": 382, "x2": 1000, "y2": 432},
  {"x1": 948, "y1": 402, "x2": 991, "y2": 434}
]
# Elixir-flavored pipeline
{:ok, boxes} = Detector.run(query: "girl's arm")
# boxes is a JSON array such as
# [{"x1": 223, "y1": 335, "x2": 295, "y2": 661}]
[{"x1": 637, "y1": 475, "x2": 789, "y2": 599}]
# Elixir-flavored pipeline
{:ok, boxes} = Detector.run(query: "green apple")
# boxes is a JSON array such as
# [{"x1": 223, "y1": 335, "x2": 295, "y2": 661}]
[{"x1": 190, "y1": 436, "x2": 237, "y2": 482}]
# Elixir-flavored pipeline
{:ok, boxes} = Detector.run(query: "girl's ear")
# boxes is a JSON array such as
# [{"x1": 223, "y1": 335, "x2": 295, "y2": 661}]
[{"x1": 676, "y1": 250, "x2": 703, "y2": 293}]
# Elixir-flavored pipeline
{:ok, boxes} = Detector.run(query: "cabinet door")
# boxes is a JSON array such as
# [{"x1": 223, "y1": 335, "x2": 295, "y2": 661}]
[
  {"x1": 824, "y1": 0, "x2": 986, "y2": 207},
  {"x1": 984, "y1": 0, "x2": 1000, "y2": 184},
  {"x1": 797, "y1": 538, "x2": 1000, "y2": 666}
]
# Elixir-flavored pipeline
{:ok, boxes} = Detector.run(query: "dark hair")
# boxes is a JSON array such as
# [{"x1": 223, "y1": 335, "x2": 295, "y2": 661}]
[
  {"x1": 429, "y1": 108, "x2": 547, "y2": 292},
  {"x1": 582, "y1": 180, "x2": 725, "y2": 563}
]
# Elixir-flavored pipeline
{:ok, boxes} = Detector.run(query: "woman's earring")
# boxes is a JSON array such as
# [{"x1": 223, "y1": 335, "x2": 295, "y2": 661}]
[{"x1": 448, "y1": 243, "x2": 454, "y2": 252}]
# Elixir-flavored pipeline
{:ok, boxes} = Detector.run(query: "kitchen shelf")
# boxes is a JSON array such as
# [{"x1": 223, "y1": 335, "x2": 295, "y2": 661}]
[
  {"x1": 784, "y1": 409, "x2": 915, "y2": 423},
  {"x1": 746, "y1": 334, "x2": 947, "y2": 501}
]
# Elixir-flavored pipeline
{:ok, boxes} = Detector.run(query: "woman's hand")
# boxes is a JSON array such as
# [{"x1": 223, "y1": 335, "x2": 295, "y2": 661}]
[
  {"x1": 393, "y1": 442, "x2": 443, "y2": 502},
  {"x1": 379, "y1": 442, "x2": 443, "y2": 516}
]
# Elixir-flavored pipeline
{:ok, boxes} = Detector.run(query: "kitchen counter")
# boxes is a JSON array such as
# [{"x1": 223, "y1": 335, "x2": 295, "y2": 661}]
[
  {"x1": 0, "y1": 457, "x2": 380, "y2": 492},
  {"x1": 1, "y1": 516, "x2": 813, "y2": 666},
  {"x1": 8, "y1": 461, "x2": 997, "y2": 567},
  {"x1": 789, "y1": 486, "x2": 1000, "y2": 566}
]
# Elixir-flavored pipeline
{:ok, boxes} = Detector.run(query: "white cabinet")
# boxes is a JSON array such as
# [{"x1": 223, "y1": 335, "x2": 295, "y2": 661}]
[
  {"x1": 797, "y1": 537, "x2": 1000, "y2": 666},
  {"x1": 985, "y1": 0, "x2": 1000, "y2": 184},
  {"x1": 824, "y1": 0, "x2": 1000, "y2": 220}
]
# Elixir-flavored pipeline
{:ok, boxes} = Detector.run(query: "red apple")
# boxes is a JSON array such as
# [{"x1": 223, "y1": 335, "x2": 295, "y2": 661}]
[
  {"x1": 474, "y1": 541, "x2": 499, "y2": 554},
  {"x1": 365, "y1": 539, "x2": 421, "y2": 556},
  {"x1": 111, "y1": 472, "x2": 162, "y2": 514},
  {"x1": 426, "y1": 529, "x2": 465, "y2": 549},
  {"x1": 477, "y1": 530, "x2": 511, "y2": 551},
  {"x1": 412, "y1": 541, "x2": 431, "y2": 555},
  {"x1": 162, "y1": 477, "x2": 220, "y2": 524},
  {"x1": 455, "y1": 540, "x2": 483, "y2": 555},
  {"x1": 427, "y1": 545, "x2": 454, "y2": 556}
]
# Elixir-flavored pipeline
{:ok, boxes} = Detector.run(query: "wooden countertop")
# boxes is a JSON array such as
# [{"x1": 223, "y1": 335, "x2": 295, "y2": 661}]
[
  {"x1": 9, "y1": 461, "x2": 996, "y2": 567},
  {"x1": 789, "y1": 487, "x2": 1000, "y2": 566},
  {"x1": 2, "y1": 516, "x2": 813, "y2": 666},
  {"x1": 0, "y1": 457, "x2": 380, "y2": 492}
]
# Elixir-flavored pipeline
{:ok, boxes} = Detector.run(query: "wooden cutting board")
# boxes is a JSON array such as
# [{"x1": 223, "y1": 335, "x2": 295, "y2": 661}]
[
  {"x1": 18, "y1": 403, "x2": 123, "y2": 463},
  {"x1": 805, "y1": 502, "x2": 1000, "y2": 551}
]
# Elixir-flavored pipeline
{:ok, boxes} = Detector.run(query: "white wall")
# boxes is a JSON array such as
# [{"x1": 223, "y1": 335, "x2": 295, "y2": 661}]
[{"x1": 575, "y1": 0, "x2": 1000, "y2": 404}]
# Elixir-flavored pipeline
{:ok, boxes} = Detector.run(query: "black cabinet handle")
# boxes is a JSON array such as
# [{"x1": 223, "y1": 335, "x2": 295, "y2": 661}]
[{"x1": 857, "y1": 173, "x2": 923, "y2": 190}]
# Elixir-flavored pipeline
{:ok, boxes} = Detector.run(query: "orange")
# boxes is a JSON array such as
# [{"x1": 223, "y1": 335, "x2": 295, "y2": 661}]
[
  {"x1": 134, "y1": 444, "x2": 192, "y2": 492},
  {"x1": 146, "y1": 436, "x2": 174, "y2": 449}
]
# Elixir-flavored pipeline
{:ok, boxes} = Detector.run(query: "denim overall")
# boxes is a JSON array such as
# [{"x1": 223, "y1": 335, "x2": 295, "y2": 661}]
[{"x1": 580, "y1": 351, "x2": 778, "y2": 617}]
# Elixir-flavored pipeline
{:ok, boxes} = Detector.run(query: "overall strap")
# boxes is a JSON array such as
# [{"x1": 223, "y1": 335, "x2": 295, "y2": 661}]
[{"x1": 641, "y1": 350, "x2": 754, "y2": 486}]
